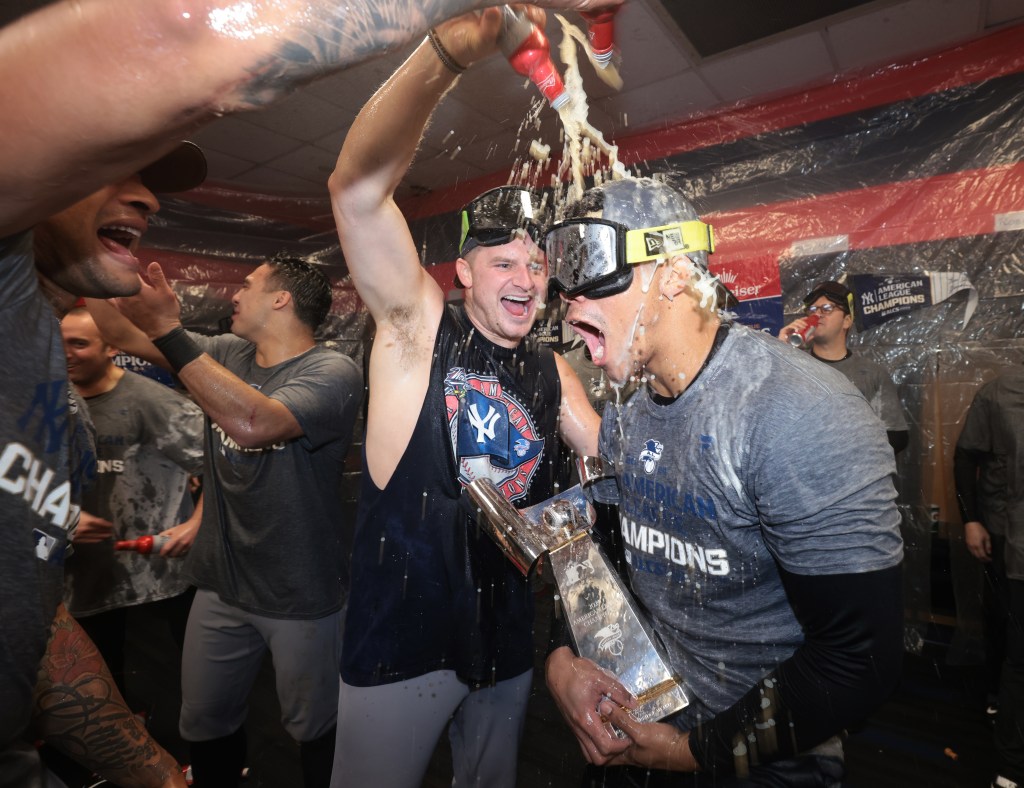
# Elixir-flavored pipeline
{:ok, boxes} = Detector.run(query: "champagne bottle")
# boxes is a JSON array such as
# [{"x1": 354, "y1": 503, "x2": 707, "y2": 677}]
[
  {"x1": 498, "y1": 6, "x2": 570, "y2": 109},
  {"x1": 581, "y1": 8, "x2": 620, "y2": 67}
]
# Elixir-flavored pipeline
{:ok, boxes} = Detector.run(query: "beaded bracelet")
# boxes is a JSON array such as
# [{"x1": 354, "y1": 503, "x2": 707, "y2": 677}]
[{"x1": 426, "y1": 28, "x2": 466, "y2": 75}]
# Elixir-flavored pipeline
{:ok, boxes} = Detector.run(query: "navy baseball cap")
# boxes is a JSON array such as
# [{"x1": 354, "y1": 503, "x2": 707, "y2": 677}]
[{"x1": 804, "y1": 280, "x2": 852, "y2": 313}]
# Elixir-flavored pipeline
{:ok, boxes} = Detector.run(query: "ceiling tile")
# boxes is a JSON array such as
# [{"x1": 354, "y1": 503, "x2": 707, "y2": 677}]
[
  {"x1": 827, "y1": 0, "x2": 983, "y2": 72},
  {"x1": 262, "y1": 144, "x2": 337, "y2": 187},
  {"x1": 986, "y1": 0, "x2": 1024, "y2": 25},
  {"x1": 227, "y1": 165, "x2": 325, "y2": 195},
  {"x1": 8, "y1": 0, "x2": 1016, "y2": 199},
  {"x1": 421, "y1": 94, "x2": 511, "y2": 148},
  {"x1": 700, "y1": 31, "x2": 834, "y2": 104},
  {"x1": 594, "y1": 69, "x2": 720, "y2": 135},
  {"x1": 311, "y1": 124, "x2": 354, "y2": 157},
  {"x1": 191, "y1": 116, "x2": 302, "y2": 164},
  {"x1": 612, "y1": 1, "x2": 694, "y2": 78}
]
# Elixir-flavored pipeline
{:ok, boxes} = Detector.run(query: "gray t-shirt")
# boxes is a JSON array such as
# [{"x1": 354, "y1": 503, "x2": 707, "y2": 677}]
[
  {"x1": 598, "y1": 324, "x2": 903, "y2": 730},
  {"x1": 812, "y1": 351, "x2": 907, "y2": 432},
  {"x1": 64, "y1": 370, "x2": 204, "y2": 616},
  {"x1": 956, "y1": 366, "x2": 1024, "y2": 578},
  {"x1": 0, "y1": 232, "x2": 95, "y2": 753},
  {"x1": 185, "y1": 332, "x2": 362, "y2": 618}
]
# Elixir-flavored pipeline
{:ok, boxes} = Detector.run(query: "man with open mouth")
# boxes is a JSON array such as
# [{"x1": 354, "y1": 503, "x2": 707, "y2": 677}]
[
  {"x1": 1, "y1": 140, "x2": 205, "y2": 788},
  {"x1": 328, "y1": 9, "x2": 600, "y2": 788},
  {"x1": 544, "y1": 176, "x2": 905, "y2": 787}
]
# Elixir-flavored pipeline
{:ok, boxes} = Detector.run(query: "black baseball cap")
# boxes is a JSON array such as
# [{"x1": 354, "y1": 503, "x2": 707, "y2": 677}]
[
  {"x1": 804, "y1": 280, "x2": 852, "y2": 313},
  {"x1": 139, "y1": 141, "x2": 207, "y2": 193}
]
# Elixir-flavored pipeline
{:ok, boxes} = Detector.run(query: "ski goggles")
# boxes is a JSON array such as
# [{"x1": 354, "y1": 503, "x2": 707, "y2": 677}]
[
  {"x1": 458, "y1": 186, "x2": 550, "y2": 255},
  {"x1": 546, "y1": 217, "x2": 715, "y2": 299}
]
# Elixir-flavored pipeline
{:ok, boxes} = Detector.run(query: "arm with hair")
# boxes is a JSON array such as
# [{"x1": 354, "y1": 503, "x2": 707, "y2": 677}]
[
  {"x1": 328, "y1": 13, "x2": 501, "y2": 322},
  {"x1": 328, "y1": 9, "x2": 558, "y2": 321},
  {"x1": 96, "y1": 263, "x2": 302, "y2": 449},
  {"x1": 0, "y1": 0, "x2": 620, "y2": 237},
  {"x1": 33, "y1": 604, "x2": 186, "y2": 787}
]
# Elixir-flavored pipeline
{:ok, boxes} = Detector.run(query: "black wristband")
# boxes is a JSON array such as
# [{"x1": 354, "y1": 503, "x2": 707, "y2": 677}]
[
  {"x1": 152, "y1": 327, "x2": 203, "y2": 373},
  {"x1": 426, "y1": 28, "x2": 466, "y2": 74}
]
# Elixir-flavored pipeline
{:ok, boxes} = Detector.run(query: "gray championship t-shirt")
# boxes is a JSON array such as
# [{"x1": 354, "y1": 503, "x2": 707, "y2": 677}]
[
  {"x1": 65, "y1": 370, "x2": 204, "y2": 616},
  {"x1": 0, "y1": 232, "x2": 95, "y2": 759},
  {"x1": 598, "y1": 324, "x2": 903, "y2": 730},
  {"x1": 185, "y1": 332, "x2": 362, "y2": 618}
]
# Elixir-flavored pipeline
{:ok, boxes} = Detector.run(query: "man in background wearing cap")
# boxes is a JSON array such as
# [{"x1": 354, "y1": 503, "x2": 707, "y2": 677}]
[
  {"x1": 1, "y1": 143, "x2": 204, "y2": 787},
  {"x1": 328, "y1": 10, "x2": 599, "y2": 788},
  {"x1": 780, "y1": 280, "x2": 908, "y2": 454},
  {"x1": 544, "y1": 176, "x2": 904, "y2": 785}
]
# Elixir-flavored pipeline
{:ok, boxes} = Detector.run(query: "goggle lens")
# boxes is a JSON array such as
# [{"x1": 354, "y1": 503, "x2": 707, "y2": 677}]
[{"x1": 547, "y1": 219, "x2": 629, "y2": 298}]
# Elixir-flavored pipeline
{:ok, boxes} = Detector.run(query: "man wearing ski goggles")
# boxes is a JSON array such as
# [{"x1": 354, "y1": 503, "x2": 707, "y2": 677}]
[
  {"x1": 545, "y1": 177, "x2": 903, "y2": 787},
  {"x1": 458, "y1": 185, "x2": 550, "y2": 257},
  {"x1": 546, "y1": 216, "x2": 715, "y2": 299}
]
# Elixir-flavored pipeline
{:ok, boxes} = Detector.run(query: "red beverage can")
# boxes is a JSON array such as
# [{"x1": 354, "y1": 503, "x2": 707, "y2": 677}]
[{"x1": 788, "y1": 314, "x2": 819, "y2": 348}]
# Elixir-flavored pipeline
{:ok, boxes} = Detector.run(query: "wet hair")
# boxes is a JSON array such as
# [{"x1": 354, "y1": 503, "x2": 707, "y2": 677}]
[
  {"x1": 264, "y1": 255, "x2": 333, "y2": 332},
  {"x1": 566, "y1": 177, "x2": 719, "y2": 310}
]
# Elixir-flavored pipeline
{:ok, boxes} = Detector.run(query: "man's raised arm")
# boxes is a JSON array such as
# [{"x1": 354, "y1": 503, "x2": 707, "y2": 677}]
[
  {"x1": 329, "y1": 9, "x2": 552, "y2": 321},
  {"x1": 0, "y1": 0, "x2": 620, "y2": 238}
]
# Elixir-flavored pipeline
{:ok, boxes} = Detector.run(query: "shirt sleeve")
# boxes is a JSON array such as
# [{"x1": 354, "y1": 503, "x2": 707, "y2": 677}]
[
  {"x1": 268, "y1": 351, "x2": 363, "y2": 451},
  {"x1": 140, "y1": 379, "x2": 205, "y2": 475}
]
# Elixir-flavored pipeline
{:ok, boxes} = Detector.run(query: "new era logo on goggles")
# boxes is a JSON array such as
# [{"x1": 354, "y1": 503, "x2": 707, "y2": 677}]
[
  {"x1": 458, "y1": 186, "x2": 551, "y2": 254},
  {"x1": 546, "y1": 217, "x2": 715, "y2": 299}
]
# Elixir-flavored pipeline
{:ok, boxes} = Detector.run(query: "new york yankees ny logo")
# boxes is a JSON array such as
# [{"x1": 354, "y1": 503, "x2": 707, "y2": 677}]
[{"x1": 444, "y1": 367, "x2": 544, "y2": 502}]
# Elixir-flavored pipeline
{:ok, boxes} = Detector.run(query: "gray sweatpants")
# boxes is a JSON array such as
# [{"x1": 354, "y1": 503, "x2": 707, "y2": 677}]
[
  {"x1": 330, "y1": 669, "x2": 533, "y2": 788},
  {"x1": 179, "y1": 589, "x2": 342, "y2": 743}
]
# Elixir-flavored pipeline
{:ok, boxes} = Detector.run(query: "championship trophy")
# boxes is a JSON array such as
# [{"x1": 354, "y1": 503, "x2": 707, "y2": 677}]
[{"x1": 465, "y1": 459, "x2": 688, "y2": 724}]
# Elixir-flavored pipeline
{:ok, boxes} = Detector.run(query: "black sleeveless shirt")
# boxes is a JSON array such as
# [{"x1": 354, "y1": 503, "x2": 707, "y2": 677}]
[{"x1": 342, "y1": 304, "x2": 561, "y2": 687}]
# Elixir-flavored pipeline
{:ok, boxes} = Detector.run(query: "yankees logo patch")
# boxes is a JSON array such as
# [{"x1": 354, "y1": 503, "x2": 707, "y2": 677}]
[{"x1": 445, "y1": 366, "x2": 544, "y2": 502}]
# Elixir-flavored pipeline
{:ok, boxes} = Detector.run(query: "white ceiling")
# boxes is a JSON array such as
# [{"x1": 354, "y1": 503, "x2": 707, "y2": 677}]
[{"x1": 5, "y1": 0, "x2": 1024, "y2": 199}]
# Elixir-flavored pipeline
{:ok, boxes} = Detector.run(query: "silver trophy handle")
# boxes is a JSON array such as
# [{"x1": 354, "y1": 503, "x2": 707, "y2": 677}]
[{"x1": 465, "y1": 478, "x2": 688, "y2": 723}]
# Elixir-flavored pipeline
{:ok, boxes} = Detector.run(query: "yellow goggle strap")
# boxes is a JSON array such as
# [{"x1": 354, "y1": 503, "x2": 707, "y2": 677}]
[
  {"x1": 624, "y1": 221, "x2": 715, "y2": 265},
  {"x1": 458, "y1": 210, "x2": 471, "y2": 254}
]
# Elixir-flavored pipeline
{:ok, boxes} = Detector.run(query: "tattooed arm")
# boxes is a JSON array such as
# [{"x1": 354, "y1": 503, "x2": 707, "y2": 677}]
[
  {"x1": 0, "y1": 0, "x2": 619, "y2": 238},
  {"x1": 32, "y1": 604, "x2": 186, "y2": 788}
]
